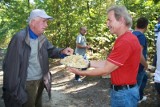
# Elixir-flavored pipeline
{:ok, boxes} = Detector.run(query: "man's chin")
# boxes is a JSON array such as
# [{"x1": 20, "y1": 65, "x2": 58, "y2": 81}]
[{"x1": 109, "y1": 30, "x2": 114, "y2": 34}]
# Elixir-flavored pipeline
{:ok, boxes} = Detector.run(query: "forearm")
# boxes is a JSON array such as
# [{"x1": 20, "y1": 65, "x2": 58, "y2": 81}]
[
  {"x1": 47, "y1": 40, "x2": 64, "y2": 58},
  {"x1": 140, "y1": 55, "x2": 148, "y2": 67},
  {"x1": 48, "y1": 47, "x2": 64, "y2": 58},
  {"x1": 76, "y1": 44, "x2": 86, "y2": 49},
  {"x1": 140, "y1": 46, "x2": 148, "y2": 69},
  {"x1": 80, "y1": 68, "x2": 109, "y2": 76},
  {"x1": 69, "y1": 60, "x2": 118, "y2": 76},
  {"x1": 90, "y1": 60, "x2": 106, "y2": 68}
]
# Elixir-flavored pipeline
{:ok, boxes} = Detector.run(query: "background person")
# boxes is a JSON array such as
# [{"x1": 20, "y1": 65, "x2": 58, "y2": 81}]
[
  {"x1": 68, "y1": 5, "x2": 141, "y2": 107},
  {"x1": 152, "y1": 16, "x2": 160, "y2": 69},
  {"x1": 2, "y1": 9, "x2": 73, "y2": 107},
  {"x1": 74, "y1": 26, "x2": 91, "y2": 82},
  {"x1": 154, "y1": 32, "x2": 160, "y2": 104},
  {"x1": 132, "y1": 17, "x2": 149, "y2": 103}
]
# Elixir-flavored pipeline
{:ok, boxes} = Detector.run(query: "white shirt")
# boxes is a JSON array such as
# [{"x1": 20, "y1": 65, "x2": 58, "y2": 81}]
[{"x1": 154, "y1": 32, "x2": 160, "y2": 82}]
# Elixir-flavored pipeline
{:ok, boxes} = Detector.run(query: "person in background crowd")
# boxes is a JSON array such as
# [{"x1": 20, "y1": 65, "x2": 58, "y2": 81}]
[
  {"x1": 74, "y1": 26, "x2": 91, "y2": 82},
  {"x1": 152, "y1": 16, "x2": 160, "y2": 69},
  {"x1": 2, "y1": 9, "x2": 73, "y2": 107},
  {"x1": 132, "y1": 17, "x2": 149, "y2": 103},
  {"x1": 68, "y1": 5, "x2": 141, "y2": 107},
  {"x1": 154, "y1": 32, "x2": 160, "y2": 104}
]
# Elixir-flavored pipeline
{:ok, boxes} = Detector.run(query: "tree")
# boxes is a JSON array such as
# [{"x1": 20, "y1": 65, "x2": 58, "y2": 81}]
[{"x1": 1, "y1": 0, "x2": 160, "y2": 60}]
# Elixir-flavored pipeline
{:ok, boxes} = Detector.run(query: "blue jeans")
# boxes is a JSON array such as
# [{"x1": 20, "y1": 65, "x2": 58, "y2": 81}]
[
  {"x1": 137, "y1": 70, "x2": 148, "y2": 100},
  {"x1": 110, "y1": 85, "x2": 139, "y2": 107}
]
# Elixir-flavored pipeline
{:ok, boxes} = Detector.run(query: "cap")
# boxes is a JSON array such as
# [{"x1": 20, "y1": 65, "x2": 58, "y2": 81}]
[{"x1": 27, "y1": 9, "x2": 53, "y2": 22}]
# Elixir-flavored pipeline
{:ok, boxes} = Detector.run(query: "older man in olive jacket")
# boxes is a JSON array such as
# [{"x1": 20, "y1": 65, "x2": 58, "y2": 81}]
[{"x1": 2, "y1": 9, "x2": 73, "y2": 107}]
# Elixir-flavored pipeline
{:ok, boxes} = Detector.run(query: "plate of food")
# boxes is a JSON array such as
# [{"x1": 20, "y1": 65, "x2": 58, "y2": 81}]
[{"x1": 60, "y1": 55, "x2": 89, "y2": 69}]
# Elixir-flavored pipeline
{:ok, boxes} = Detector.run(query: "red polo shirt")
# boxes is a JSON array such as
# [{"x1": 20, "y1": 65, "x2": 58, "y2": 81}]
[{"x1": 107, "y1": 31, "x2": 141, "y2": 85}]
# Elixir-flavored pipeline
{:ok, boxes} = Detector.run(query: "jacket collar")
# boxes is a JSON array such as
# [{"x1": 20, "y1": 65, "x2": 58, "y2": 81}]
[
  {"x1": 25, "y1": 26, "x2": 46, "y2": 50},
  {"x1": 29, "y1": 27, "x2": 38, "y2": 40}
]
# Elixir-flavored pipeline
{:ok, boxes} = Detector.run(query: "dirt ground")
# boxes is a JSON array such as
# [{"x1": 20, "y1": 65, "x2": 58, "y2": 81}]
[{"x1": 0, "y1": 50, "x2": 160, "y2": 107}]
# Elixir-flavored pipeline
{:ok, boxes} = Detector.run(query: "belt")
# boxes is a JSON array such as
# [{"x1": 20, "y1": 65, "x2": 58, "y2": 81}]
[{"x1": 111, "y1": 84, "x2": 136, "y2": 91}]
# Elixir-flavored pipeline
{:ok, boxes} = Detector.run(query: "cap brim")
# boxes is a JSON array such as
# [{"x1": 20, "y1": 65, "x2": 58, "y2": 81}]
[
  {"x1": 41, "y1": 15, "x2": 53, "y2": 20},
  {"x1": 47, "y1": 17, "x2": 53, "y2": 21}
]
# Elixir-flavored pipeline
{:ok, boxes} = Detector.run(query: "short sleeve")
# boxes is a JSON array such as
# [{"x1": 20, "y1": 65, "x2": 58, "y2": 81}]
[
  {"x1": 137, "y1": 34, "x2": 146, "y2": 47},
  {"x1": 76, "y1": 35, "x2": 82, "y2": 44},
  {"x1": 107, "y1": 40, "x2": 132, "y2": 66}
]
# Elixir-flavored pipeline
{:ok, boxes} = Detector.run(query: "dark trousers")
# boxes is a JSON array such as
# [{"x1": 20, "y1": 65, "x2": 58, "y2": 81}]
[
  {"x1": 152, "y1": 52, "x2": 157, "y2": 67},
  {"x1": 22, "y1": 79, "x2": 44, "y2": 107},
  {"x1": 75, "y1": 74, "x2": 80, "y2": 80},
  {"x1": 3, "y1": 96, "x2": 22, "y2": 107},
  {"x1": 75, "y1": 68, "x2": 87, "y2": 80},
  {"x1": 155, "y1": 82, "x2": 160, "y2": 95}
]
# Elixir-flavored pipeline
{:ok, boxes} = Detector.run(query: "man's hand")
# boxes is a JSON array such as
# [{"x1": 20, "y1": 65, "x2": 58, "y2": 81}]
[
  {"x1": 86, "y1": 45, "x2": 91, "y2": 49},
  {"x1": 67, "y1": 67, "x2": 84, "y2": 76},
  {"x1": 144, "y1": 63, "x2": 148, "y2": 70},
  {"x1": 61, "y1": 47, "x2": 74, "y2": 55}
]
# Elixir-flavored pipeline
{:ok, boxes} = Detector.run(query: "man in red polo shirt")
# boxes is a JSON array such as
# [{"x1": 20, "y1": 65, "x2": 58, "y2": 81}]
[{"x1": 68, "y1": 5, "x2": 141, "y2": 107}]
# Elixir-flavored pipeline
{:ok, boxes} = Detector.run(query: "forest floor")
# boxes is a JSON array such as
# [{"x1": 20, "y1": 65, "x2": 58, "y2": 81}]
[{"x1": 0, "y1": 49, "x2": 160, "y2": 107}]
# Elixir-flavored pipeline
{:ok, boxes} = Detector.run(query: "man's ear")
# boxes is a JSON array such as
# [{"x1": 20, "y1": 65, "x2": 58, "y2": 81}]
[
  {"x1": 30, "y1": 20, "x2": 35, "y2": 27},
  {"x1": 119, "y1": 17, "x2": 125, "y2": 25}
]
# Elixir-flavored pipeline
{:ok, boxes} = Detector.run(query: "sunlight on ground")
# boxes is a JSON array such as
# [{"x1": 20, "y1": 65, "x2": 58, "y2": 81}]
[
  {"x1": 50, "y1": 65, "x2": 99, "y2": 94},
  {"x1": 65, "y1": 82, "x2": 98, "y2": 93}
]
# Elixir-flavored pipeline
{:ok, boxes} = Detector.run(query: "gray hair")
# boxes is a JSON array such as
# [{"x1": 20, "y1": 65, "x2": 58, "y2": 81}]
[
  {"x1": 107, "y1": 5, "x2": 132, "y2": 28},
  {"x1": 28, "y1": 17, "x2": 41, "y2": 24}
]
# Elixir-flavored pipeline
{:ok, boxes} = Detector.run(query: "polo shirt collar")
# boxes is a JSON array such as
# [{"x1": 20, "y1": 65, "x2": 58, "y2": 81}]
[{"x1": 29, "y1": 27, "x2": 38, "y2": 39}]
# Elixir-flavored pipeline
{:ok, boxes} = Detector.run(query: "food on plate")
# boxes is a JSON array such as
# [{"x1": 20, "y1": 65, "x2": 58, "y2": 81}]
[{"x1": 60, "y1": 55, "x2": 88, "y2": 68}]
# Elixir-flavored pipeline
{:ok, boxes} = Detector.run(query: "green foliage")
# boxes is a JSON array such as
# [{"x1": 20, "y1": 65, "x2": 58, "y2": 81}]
[
  {"x1": 0, "y1": 0, "x2": 31, "y2": 47},
  {"x1": 0, "y1": 0, "x2": 160, "y2": 60}
]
